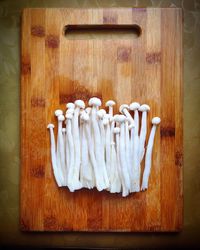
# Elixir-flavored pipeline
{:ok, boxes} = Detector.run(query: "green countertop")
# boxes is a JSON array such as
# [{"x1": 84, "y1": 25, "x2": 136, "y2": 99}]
[{"x1": 0, "y1": 0, "x2": 200, "y2": 248}]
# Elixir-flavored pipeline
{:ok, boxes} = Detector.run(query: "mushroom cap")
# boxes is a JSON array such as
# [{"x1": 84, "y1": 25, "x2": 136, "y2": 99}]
[
  {"x1": 88, "y1": 97, "x2": 102, "y2": 107},
  {"x1": 55, "y1": 109, "x2": 63, "y2": 117},
  {"x1": 62, "y1": 128, "x2": 66, "y2": 132},
  {"x1": 66, "y1": 103, "x2": 75, "y2": 109},
  {"x1": 80, "y1": 112, "x2": 89, "y2": 121},
  {"x1": 47, "y1": 123, "x2": 54, "y2": 129},
  {"x1": 106, "y1": 100, "x2": 116, "y2": 107},
  {"x1": 97, "y1": 110, "x2": 104, "y2": 119},
  {"x1": 58, "y1": 114, "x2": 65, "y2": 121},
  {"x1": 152, "y1": 117, "x2": 161, "y2": 125},
  {"x1": 99, "y1": 109, "x2": 106, "y2": 116},
  {"x1": 66, "y1": 108, "x2": 74, "y2": 115},
  {"x1": 139, "y1": 104, "x2": 150, "y2": 112},
  {"x1": 119, "y1": 104, "x2": 129, "y2": 114},
  {"x1": 113, "y1": 127, "x2": 120, "y2": 134},
  {"x1": 66, "y1": 113, "x2": 73, "y2": 119},
  {"x1": 114, "y1": 114, "x2": 126, "y2": 123},
  {"x1": 129, "y1": 102, "x2": 140, "y2": 111},
  {"x1": 74, "y1": 100, "x2": 85, "y2": 109}
]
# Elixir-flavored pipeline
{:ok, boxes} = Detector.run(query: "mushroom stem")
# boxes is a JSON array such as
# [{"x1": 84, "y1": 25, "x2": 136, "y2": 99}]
[
  {"x1": 89, "y1": 97, "x2": 109, "y2": 190},
  {"x1": 139, "y1": 104, "x2": 150, "y2": 163},
  {"x1": 116, "y1": 115, "x2": 131, "y2": 194},
  {"x1": 141, "y1": 117, "x2": 161, "y2": 191},
  {"x1": 58, "y1": 114, "x2": 67, "y2": 186},
  {"x1": 62, "y1": 127, "x2": 67, "y2": 167},
  {"x1": 103, "y1": 114, "x2": 111, "y2": 184},
  {"x1": 71, "y1": 100, "x2": 85, "y2": 191},
  {"x1": 113, "y1": 127, "x2": 122, "y2": 193},
  {"x1": 84, "y1": 118, "x2": 105, "y2": 191},
  {"x1": 47, "y1": 124, "x2": 63, "y2": 187},
  {"x1": 65, "y1": 113, "x2": 76, "y2": 192},
  {"x1": 125, "y1": 118, "x2": 133, "y2": 185},
  {"x1": 54, "y1": 110, "x2": 64, "y2": 186},
  {"x1": 80, "y1": 112, "x2": 94, "y2": 189},
  {"x1": 129, "y1": 102, "x2": 140, "y2": 192}
]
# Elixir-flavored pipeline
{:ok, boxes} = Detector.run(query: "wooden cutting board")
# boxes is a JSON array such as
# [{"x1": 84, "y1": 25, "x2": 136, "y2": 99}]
[{"x1": 20, "y1": 8, "x2": 183, "y2": 232}]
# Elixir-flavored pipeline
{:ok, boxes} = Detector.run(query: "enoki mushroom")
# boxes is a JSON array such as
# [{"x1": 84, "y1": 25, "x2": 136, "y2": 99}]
[{"x1": 47, "y1": 97, "x2": 161, "y2": 197}]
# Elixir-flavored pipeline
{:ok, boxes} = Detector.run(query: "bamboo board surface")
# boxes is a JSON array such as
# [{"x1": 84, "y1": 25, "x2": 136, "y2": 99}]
[{"x1": 20, "y1": 8, "x2": 183, "y2": 232}]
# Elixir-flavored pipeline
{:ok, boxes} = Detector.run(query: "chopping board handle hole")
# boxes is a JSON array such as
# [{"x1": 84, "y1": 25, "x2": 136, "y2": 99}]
[{"x1": 63, "y1": 24, "x2": 141, "y2": 39}]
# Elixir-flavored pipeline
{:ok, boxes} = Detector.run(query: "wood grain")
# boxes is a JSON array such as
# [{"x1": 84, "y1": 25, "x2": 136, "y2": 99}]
[{"x1": 20, "y1": 8, "x2": 183, "y2": 232}]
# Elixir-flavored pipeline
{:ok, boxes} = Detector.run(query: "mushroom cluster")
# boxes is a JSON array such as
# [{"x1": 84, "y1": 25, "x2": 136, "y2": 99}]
[{"x1": 47, "y1": 97, "x2": 161, "y2": 197}]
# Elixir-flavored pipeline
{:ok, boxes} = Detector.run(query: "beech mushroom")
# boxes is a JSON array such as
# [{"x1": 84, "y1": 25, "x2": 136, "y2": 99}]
[
  {"x1": 84, "y1": 111, "x2": 105, "y2": 191},
  {"x1": 129, "y1": 102, "x2": 140, "y2": 192},
  {"x1": 103, "y1": 113, "x2": 111, "y2": 183},
  {"x1": 65, "y1": 108, "x2": 74, "y2": 178},
  {"x1": 138, "y1": 104, "x2": 150, "y2": 163},
  {"x1": 48, "y1": 98, "x2": 160, "y2": 196},
  {"x1": 125, "y1": 117, "x2": 133, "y2": 185},
  {"x1": 119, "y1": 104, "x2": 134, "y2": 124},
  {"x1": 106, "y1": 100, "x2": 116, "y2": 144},
  {"x1": 70, "y1": 100, "x2": 85, "y2": 191},
  {"x1": 115, "y1": 115, "x2": 131, "y2": 195},
  {"x1": 106, "y1": 100, "x2": 116, "y2": 116},
  {"x1": 113, "y1": 127, "x2": 123, "y2": 194},
  {"x1": 97, "y1": 109, "x2": 106, "y2": 148},
  {"x1": 141, "y1": 117, "x2": 161, "y2": 191},
  {"x1": 89, "y1": 97, "x2": 109, "y2": 189},
  {"x1": 80, "y1": 111, "x2": 94, "y2": 189},
  {"x1": 62, "y1": 127, "x2": 67, "y2": 167},
  {"x1": 47, "y1": 124, "x2": 63, "y2": 187},
  {"x1": 65, "y1": 112, "x2": 77, "y2": 191},
  {"x1": 56, "y1": 113, "x2": 66, "y2": 186}
]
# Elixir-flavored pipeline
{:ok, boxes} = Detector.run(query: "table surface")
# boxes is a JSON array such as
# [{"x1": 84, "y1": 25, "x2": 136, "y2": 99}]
[{"x1": 0, "y1": 0, "x2": 200, "y2": 248}]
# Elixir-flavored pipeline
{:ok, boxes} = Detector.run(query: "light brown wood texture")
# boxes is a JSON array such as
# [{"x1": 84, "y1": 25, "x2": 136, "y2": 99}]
[{"x1": 20, "y1": 8, "x2": 183, "y2": 232}]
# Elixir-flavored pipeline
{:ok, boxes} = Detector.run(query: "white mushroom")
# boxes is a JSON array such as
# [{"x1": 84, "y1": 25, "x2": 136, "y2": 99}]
[
  {"x1": 58, "y1": 115, "x2": 67, "y2": 185},
  {"x1": 62, "y1": 127, "x2": 67, "y2": 167},
  {"x1": 89, "y1": 97, "x2": 109, "y2": 190},
  {"x1": 125, "y1": 117, "x2": 133, "y2": 185},
  {"x1": 129, "y1": 102, "x2": 140, "y2": 192},
  {"x1": 113, "y1": 127, "x2": 122, "y2": 193},
  {"x1": 106, "y1": 100, "x2": 116, "y2": 116},
  {"x1": 80, "y1": 111, "x2": 94, "y2": 189},
  {"x1": 119, "y1": 104, "x2": 134, "y2": 124},
  {"x1": 54, "y1": 109, "x2": 63, "y2": 169},
  {"x1": 115, "y1": 115, "x2": 131, "y2": 196},
  {"x1": 66, "y1": 102, "x2": 75, "y2": 110},
  {"x1": 141, "y1": 117, "x2": 161, "y2": 191},
  {"x1": 85, "y1": 107, "x2": 94, "y2": 150},
  {"x1": 110, "y1": 138, "x2": 121, "y2": 193},
  {"x1": 54, "y1": 110, "x2": 65, "y2": 186},
  {"x1": 129, "y1": 102, "x2": 140, "y2": 133},
  {"x1": 103, "y1": 113, "x2": 112, "y2": 184},
  {"x1": 54, "y1": 114, "x2": 66, "y2": 186},
  {"x1": 71, "y1": 100, "x2": 85, "y2": 191},
  {"x1": 84, "y1": 111, "x2": 105, "y2": 191},
  {"x1": 138, "y1": 104, "x2": 150, "y2": 163},
  {"x1": 65, "y1": 107, "x2": 74, "y2": 179},
  {"x1": 106, "y1": 100, "x2": 116, "y2": 147},
  {"x1": 97, "y1": 109, "x2": 106, "y2": 148},
  {"x1": 65, "y1": 113, "x2": 76, "y2": 191},
  {"x1": 47, "y1": 124, "x2": 63, "y2": 187}
]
